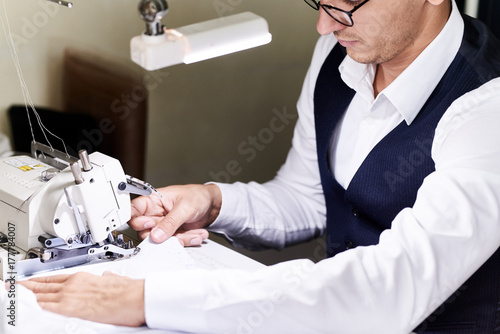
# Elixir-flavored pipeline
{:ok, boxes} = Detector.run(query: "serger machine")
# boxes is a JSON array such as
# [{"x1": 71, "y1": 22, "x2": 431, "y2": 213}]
[{"x1": 0, "y1": 143, "x2": 156, "y2": 279}]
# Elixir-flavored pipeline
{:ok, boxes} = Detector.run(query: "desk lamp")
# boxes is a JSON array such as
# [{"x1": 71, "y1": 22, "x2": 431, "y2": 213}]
[
  {"x1": 45, "y1": 0, "x2": 272, "y2": 70},
  {"x1": 130, "y1": 0, "x2": 272, "y2": 70}
]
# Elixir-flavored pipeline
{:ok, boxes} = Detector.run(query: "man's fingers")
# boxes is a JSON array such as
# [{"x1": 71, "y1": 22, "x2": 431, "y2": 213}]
[
  {"x1": 130, "y1": 196, "x2": 151, "y2": 219},
  {"x1": 150, "y1": 208, "x2": 190, "y2": 243},
  {"x1": 150, "y1": 221, "x2": 171, "y2": 243},
  {"x1": 128, "y1": 215, "x2": 157, "y2": 232},
  {"x1": 137, "y1": 229, "x2": 151, "y2": 240},
  {"x1": 21, "y1": 272, "x2": 96, "y2": 292},
  {"x1": 131, "y1": 193, "x2": 166, "y2": 218},
  {"x1": 102, "y1": 271, "x2": 121, "y2": 277},
  {"x1": 19, "y1": 272, "x2": 145, "y2": 327},
  {"x1": 19, "y1": 281, "x2": 63, "y2": 294},
  {"x1": 174, "y1": 229, "x2": 209, "y2": 247},
  {"x1": 175, "y1": 229, "x2": 209, "y2": 239},
  {"x1": 28, "y1": 274, "x2": 72, "y2": 283},
  {"x1": 130, "y1": 184, "x2": 218, "y2": 244},
  {"x1": 19, "y1": 273, "x2": 88, "y2": 296},
  {"x1": 38, "y1": 301, "x2": 93, "y2": 323},
  {"x1": 33, "y1": 292, "x2": 63, "y2": 303}
]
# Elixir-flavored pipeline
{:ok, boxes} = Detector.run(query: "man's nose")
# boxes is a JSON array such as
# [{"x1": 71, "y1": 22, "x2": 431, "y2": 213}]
[{"x1": 316, "y1": 8, "x2": 345, "y2": 35}]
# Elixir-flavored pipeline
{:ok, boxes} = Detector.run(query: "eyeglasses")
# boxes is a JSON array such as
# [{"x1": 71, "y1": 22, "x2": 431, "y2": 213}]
[{"x1": 304, "y1": 0, "x2": 370, "y2": 27}]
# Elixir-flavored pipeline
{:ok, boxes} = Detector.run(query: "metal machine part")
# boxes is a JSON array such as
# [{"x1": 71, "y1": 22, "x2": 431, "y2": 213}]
[
  {"x1": 16, "y1": 234, "x2": 139, "y2": 278},
  {"x1": 70, "y1": 162, "x2": 84, "y2": 184},
  {"x1": 0, "y1": 143, "x2": 155, "y2": 279},
  {"x1": 119, "y1": 175, "x2": 162, "y2": 197},
  {"x1": 31, "y1": 142, "x2": 78, "y2": 171},
  {"x1": 46, "y1": 0, "x2": 73, "y2": 8},
  {"x1": 138, "y1": 0, "x2": 168, "y2": 36},
  {"x1": 78, "y1": 149, "x2": 93, "y2": 172}
]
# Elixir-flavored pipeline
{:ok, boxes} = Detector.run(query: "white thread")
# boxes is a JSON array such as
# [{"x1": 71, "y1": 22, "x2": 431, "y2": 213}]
[{"x1": 0, "y1": 0, "x2": 70, "y2": 157}]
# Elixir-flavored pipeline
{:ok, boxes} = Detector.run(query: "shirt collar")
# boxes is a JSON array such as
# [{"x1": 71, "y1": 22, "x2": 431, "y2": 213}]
[{"x1": 338, "y1": 0, "x2": 464, "y2": 125}]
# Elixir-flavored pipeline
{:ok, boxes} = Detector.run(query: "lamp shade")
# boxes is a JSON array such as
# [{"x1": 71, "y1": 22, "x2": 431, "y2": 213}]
[{"x1": 131, "y1": 12, "x2": 272, "y2": 71}]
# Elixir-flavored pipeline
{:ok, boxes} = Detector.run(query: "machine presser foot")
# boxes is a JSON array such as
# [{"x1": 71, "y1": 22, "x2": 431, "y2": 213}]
[{"x1": 15, "y1": 234, "x2": 140, "y2": 278}]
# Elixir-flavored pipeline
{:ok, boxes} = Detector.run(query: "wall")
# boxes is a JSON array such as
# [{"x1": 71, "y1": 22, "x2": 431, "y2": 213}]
[
  {"x1": 0, "y1": 0, "x2": 144, "y2": 132},
  {"x1": 0, "y1": 0, "x2": 322, "y2": 264}
]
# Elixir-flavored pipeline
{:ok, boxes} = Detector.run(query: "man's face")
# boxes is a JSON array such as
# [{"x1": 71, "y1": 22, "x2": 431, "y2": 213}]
[{"x1": 317, "y1": 0, "x2": 426, "y2": 65}]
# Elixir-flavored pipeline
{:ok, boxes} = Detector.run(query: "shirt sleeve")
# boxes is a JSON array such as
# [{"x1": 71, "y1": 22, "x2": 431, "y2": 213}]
[
  {"x1": 145, "y1": 78, "x2": 500, "y2": 333},
  {"x1": 207, "y1": 35, "x2": 337, "y2": 250}
]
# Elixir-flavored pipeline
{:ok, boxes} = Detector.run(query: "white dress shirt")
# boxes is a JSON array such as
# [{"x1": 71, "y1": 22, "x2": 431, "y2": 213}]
[{"x1": 144, "y1": 2, "x2": 500, "y2": 332}]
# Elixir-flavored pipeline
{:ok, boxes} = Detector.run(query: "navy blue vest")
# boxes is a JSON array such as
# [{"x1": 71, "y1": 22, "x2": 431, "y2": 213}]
[{"x1": 314, "y1": 16, "x2": 500, "y2": 333}]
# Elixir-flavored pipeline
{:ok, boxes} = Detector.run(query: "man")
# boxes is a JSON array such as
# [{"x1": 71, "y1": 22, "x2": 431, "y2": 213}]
[{"x1": 21, "y1": 0, "x2": 500, "y2": 332}]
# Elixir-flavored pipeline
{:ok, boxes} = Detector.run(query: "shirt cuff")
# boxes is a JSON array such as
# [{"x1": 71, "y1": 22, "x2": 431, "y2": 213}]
[
  {"x1": 205, "y1": 182, "x2": 249, "y2": 239},
  {"x1": 144, "y1": 270, "x2": 208, "y2": 332}
]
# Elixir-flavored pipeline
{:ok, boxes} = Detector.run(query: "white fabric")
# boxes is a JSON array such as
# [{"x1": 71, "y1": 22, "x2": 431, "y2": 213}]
[
  {"x1": 145, "y1": 2, "x2": 500, "y2": 333},
  {"x1": 1, "y1": 237, "x2": 194, "y2": 333}
]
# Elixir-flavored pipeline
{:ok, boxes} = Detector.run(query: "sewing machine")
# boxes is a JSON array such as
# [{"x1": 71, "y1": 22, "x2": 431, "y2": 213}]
[{"x1": 0, "y1": 143, "x2": 156, "y2": 280}]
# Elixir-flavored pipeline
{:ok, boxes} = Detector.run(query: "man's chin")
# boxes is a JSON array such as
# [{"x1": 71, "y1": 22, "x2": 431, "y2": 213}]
[{"x1": 345, "y1": 49, "x2": 375, "y2": 64}]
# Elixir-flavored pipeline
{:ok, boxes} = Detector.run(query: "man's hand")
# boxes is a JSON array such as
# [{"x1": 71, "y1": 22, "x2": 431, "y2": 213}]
[
  {"x1": 18, "y1": 272, "x2": 145, "y2": 327},
  {"x1": 129, "y1": 184, "x2": 222, "y2": 245}
]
